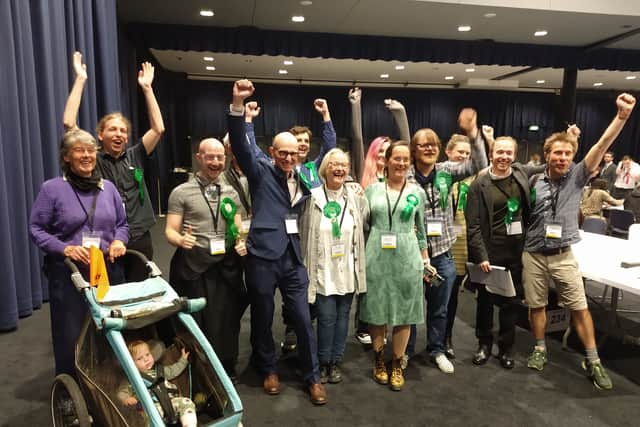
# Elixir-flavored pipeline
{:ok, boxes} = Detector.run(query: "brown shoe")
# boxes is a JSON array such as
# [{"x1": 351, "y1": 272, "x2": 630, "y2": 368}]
[
  {"x1": 308, "y1": 383, "x2": 327, "y2": 405},
  {"x1": 263, "y1": 373, "x2": 280, "y2": 395}
]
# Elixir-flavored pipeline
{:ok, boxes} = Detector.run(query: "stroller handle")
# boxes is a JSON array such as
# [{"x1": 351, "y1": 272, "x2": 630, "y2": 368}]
[{"x1": 63, "y1": 249, "x2": 160, "y2": 278}]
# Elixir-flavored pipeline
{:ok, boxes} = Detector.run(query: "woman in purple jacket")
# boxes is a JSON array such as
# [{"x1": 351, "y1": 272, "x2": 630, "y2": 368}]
[{"x1": 29, "y1": 129, "x2": 129, "y2": 376}]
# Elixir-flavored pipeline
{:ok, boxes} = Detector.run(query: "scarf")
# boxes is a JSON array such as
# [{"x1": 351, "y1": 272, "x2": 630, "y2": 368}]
[{"x1": 65, "y1": 169, "x2": 102, "y2": 192}]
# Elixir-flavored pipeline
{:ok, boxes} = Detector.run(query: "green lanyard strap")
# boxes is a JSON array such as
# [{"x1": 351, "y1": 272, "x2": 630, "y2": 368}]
[{"x1": 505, "y1": 197, "x2": 520, "y2": 225}]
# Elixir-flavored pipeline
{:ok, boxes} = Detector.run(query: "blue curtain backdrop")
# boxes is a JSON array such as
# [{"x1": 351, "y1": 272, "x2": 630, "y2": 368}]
[{"x1": 0, "y1": 0, "x2": 121, "y2": 331}]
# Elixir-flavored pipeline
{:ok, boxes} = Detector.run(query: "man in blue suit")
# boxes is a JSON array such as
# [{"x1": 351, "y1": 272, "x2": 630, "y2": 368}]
[{"x1": 227, "y1": 79, "x2": 326, "y2": 405}]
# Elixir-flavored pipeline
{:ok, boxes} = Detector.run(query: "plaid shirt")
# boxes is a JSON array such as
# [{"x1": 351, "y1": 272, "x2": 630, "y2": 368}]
[{"x1": 407, "y1": 135, "x2": 487, "y2": 257}]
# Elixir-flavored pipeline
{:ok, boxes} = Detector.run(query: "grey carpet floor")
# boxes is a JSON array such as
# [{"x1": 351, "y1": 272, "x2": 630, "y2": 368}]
[{"x1": 2, "y1": 218, "x2": 640, "y2": 427}]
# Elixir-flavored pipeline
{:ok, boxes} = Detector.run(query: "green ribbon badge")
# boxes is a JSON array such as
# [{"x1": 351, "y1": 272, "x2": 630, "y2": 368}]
[
  {"x1": 220, "y1": 197, "x2": 239, "y2": 246},
  {"x1": 457, "y1": 182, "x2": 470, "y2": 211},
  {"x1": 133, "y1": 168, "x2": 145, "y2": 203},
  {"x1": 299, "y1": 161, "x2": 317, "y2": 190},
  {"x1": 505, "y1": 197, "x2": 520, "y2": 225},
  {"x1": 435, "y1": 171, "x2": 452, "y2": 210},
  {"x1": 400, "y1": 194, "x2": 419, "y2": 222},
  {"x1": 323, "y1": 201, "x2": 342, "y2": 238}
]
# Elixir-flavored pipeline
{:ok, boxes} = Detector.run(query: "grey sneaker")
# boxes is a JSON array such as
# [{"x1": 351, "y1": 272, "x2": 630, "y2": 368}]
[
  {"x1": 328, "y1": 363, "x2": 342, "y2": 384},
  {"x1": 281, "y1": 328, "x2": 297, "y2": 352},
  {"x1": 582, "y1": 360, "x2": 613, "y2": 390},
  {"x1": 527, "y1": 348, "x2": 548, "y2": 371},
  {"x1": 319, "y1": 364, "x2": 329, "y2": 384}
]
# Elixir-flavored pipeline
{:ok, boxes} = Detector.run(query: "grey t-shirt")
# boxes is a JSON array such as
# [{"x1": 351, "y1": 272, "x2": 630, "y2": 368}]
[{"x1": 524, "y1": 161, "x2": 590, "y2": 252}]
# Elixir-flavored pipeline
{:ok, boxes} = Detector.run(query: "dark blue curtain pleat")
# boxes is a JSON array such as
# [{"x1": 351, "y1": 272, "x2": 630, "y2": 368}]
[{"x1": 0, "y1": 0, "x2": 120, "y2": 330}]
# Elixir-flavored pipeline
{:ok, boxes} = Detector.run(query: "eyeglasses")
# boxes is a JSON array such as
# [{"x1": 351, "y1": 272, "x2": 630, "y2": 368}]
[
  {"x1": 275, "y1": 150, "x2": 298, "y2": 159},
  {"x1": 415, "y1": 142, "x2": 438, "y2": 151},
  {"x1": 328, "y1": 161, "x2": 349, "y2": 169},
  {"x1": 71, "y1": 146, "x2": 97, "y2": 154}
]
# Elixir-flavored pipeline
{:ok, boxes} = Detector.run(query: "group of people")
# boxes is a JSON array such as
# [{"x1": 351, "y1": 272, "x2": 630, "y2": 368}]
[{"x1": 29, "y1": 51, "x2": 637, "y2": 414}]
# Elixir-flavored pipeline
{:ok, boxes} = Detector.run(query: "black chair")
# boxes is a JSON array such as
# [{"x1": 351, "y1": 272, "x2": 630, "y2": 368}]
[
  {"x1": 581, "y1": 217, "x2": 608, "y2": 235},
  {"x1": 608, "y1": 209, "x2": 635, "y2": 238}
]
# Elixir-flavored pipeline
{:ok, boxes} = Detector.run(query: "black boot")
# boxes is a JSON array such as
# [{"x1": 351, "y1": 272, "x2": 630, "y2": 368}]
[
  {"x1": 445, "y1": 336, "x2": 455, "y2": 359},
  {"x1": 472, "y1": 343, "x2": 491, "y2": 365}
]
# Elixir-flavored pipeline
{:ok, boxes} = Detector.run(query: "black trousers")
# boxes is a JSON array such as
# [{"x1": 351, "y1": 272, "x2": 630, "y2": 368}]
[
  {"x1": 169, "y1": 249, "x2": 248, "y2": 367},
  {"x1": 123, "y1": 230, "x2": 154, "y2": 282}
]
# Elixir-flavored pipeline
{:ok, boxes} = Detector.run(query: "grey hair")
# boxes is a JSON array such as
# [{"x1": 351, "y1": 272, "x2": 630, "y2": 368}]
[{"x1": 60, "y1": 129, "x2": 97, "y2": 173}]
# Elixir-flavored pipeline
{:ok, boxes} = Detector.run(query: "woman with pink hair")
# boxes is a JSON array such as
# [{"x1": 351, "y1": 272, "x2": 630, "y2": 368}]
[{"x1": 360, "y1": 136, "x2": 391, "y2": 189}]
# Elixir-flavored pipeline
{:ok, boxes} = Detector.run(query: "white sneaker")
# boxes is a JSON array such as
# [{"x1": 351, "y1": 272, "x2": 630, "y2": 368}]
[
  {"x1": 355, "y1": 332, "x2": 372, "y2": 345},
  {"x1": 400, "y1": 354, "x2": 409, "y2": 369},
  {"x1": 434, "y1": 354, "x2": 454, "y2": 374}
]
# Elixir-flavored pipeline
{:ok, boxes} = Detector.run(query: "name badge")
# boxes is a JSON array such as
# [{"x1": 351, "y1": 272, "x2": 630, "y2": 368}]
[
  {"x1": 506, "y1": 221, "x2": 523, "y2": 236},
  {"x1": 285, "y1": 214, "x2": 299, "y2": 234},
  {"x1": 381, "y1": 232, "x2": 397, "y2": 249},
  {"x1": 545, "y1": 222, "x2": 563, "y2": 239},
  {"x1": 331, "y1": 241, "x2": 346, "y2": 258},
  {"x1": 427, "y1": 220, "x2": 443, "y2": 237},
  {"x1": 209, "y1": 236, "x2": 226, "y2": 255},
  {"x1": 82, "y1": 231, "x2": 102, "y2": 249}
]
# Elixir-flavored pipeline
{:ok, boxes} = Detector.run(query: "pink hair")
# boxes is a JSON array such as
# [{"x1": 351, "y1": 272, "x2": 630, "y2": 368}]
[{"x1": 360, "y1": 137, "x2": 389, "y2": 189}]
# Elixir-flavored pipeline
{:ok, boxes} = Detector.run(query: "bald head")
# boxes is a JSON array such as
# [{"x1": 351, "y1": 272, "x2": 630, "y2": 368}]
[
  {"x1": 270, "y1": 132, "x2": 298, "y2": 174},
  {"x1": 196, "y1": 138, "x2": 226, "y2": 181}
]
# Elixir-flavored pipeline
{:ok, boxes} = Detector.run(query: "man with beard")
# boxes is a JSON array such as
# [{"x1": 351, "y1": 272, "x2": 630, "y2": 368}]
[
  {"x1": 523, "y1": 93, "x2": 635, "y2": 390},
  {"x1": 165, "y1": 138, "x2": 247, "y2": 382}
]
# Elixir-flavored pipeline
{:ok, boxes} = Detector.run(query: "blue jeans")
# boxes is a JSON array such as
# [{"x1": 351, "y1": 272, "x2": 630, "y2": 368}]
[
  {"x1": 407, "y1": 251, "x2": 456, "y2": 357},
  {"x1": 315, "y1": 293, "x2": 354, "y2": 364}
]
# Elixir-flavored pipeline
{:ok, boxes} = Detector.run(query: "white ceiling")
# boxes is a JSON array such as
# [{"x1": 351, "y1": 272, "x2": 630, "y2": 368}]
[{"x1": 118, "y1": 0, "x2": 640, "y2": 90}]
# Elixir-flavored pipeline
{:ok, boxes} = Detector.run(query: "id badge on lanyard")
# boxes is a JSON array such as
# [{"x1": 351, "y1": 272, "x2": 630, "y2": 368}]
[
  {"x1": 285, "y1": 214, "x2": 299, "y2": 234},
  {"x1": 545, "y1": 221, "x2": 563, "y2": 239},
  {"x1": 209, "y1": 234, "x2": 226, "y2": 255},
  {"x1": 381, "y1": 232, "x2": 397, "y2": 249},
  {"x1": 426, "y1": 220, "x2": 443, "y2": 237},
  {"x1": 82, "y1": 231, "x2": 102, "y2": 249},
  {"x1": 506, "y1": 220, "x2": 523, "y2": 236},
  {"x1": 331, "y1": 241, "x2": 346, "y2": 258}
]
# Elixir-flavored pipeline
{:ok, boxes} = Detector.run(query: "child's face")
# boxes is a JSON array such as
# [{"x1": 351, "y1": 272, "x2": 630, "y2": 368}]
[{"x1": 133, "y1": 344, "x2": 155, "y2": 372}]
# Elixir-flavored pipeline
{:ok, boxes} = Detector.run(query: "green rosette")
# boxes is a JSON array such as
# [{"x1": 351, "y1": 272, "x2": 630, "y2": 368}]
[
  {"x1": 323, "y1": 201, "x2": 342, "y2": 238},
  {"x1": 400, "y1": 194, "x2": 419, "y2": 222},
  {"x1": 299, "y1": 161, "x2": 317, "y2": 190},
  {"x1": 133, "y1": 168, "x2": 145, "y2": 203},
  {"x1": 435, "y1": 170, "x2": 452, "y2": 210},
  {"x1": 220, "y1": 197, "x2": 239, "y2": 246},
  {"x1": 457, "y1": 182, "x2": 470, "y2": 211},
  {"x1": 505, "y1": 197, "x2": 520, "y2": 225}
]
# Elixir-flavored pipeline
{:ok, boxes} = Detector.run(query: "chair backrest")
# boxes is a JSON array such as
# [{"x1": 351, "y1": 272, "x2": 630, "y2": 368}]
[
  {"x1": 609, "y1": 209, "x2": 635, "y2": 233},
  {"x1": 629, "y1": 223, "x2": 640, "y2": 242},
  {"x1": 582, "y1": 217, "x2": 608, "y2": 235}
]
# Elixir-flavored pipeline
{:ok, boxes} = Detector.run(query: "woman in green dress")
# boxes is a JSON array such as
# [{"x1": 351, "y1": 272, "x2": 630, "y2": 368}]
[{"x1": 360, "y1": 140, "x2": 430, "y2": 391}]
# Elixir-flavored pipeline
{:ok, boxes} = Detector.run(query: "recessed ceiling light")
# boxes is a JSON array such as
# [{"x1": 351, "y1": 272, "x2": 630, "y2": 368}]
[
  {"x1": 593, "y1": 82, "x2": 603, "y2": 87},
  {"x1": 283, "y1": 60, "x2": 294, "y2": 65},
  {"x1": 395, "y1": 65, "x2": 405, "y2": 70},
  {"x1": 536, "y1": 80, "x2": 545, "y2": 84},
  {"x1": 445, "y1": 76, "x2": 455, "y2": 80},
  {"x1": 534, "y1": 30, "x2": 548, "y2": 37},
  {"x1": 380, "y1": 73, "x2": 389, "y2": 79},
  {"x1": 484, "y1": 13, "x2": 496, "y2": 18},
  {"x1": 291, "y1": 15, "x2": 305, "y2": 22},
  {"x1": 458, "y1": 25, "x2": 472, "y2": 32},
  {"x1": 205, "y1": 66, "x2": 215, "y2": 71},
  {"x1": 279, "y1": 69, "x2": 288, "y2": 74},
  {"x1": 199, "y1": 10, "x2": 214, "y2": 17},
  {"x1": 626, "y1": 75, "x2": 637, "y2": 80},
  {"x1": 300, "y1": 0, "x2": 313, "y2": 5},
  {"x1": 529, "y1": 125, "x2": 540, "y2": 131},
  {"x1": 203, "y1": 56, "x2": 214, "y2": 62},
  {"x1": 465, "y1": 68, "x2": 475, "y2": 72}
]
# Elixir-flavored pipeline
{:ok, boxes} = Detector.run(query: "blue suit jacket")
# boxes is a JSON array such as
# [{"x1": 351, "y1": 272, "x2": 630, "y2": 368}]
[{"x1": 228, "y1": 113, "x2": 310, "y2": 262}]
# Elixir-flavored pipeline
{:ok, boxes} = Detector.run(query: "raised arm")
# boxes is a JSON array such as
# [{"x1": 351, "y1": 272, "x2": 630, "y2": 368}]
[
  {"x1": 138, "y1": 62, "x2": 165, "y2": 154},
  {"x1": 385, "y1": 99, "x2": 411, "y2": 143},
  {"x1": 313, "y1": 98, "x2": 337, "y2": 167},
  {"x1": 349, "y1": 87, "x2": 364, "y2": 181},
  {"x1": 229, "y1": 80, "x2": 261, "y2": 182},
  {"x1": 62, "y1": 51, "x2": 87, "y2": 131},
  {"x1": 584, "y1": 93, "x2": 636, "y2": 173},
  {"x1": 244, "y1": 101, "x2": 269, "y2": 160}
]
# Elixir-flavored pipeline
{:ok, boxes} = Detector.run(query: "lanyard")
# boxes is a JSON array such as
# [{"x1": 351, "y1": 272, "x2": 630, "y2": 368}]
[
  {"x1": 198, "y1": 183, "x2": 221, "y2": 233},
  {"x1": 451, "y1": 183, "x2": 462, "y2": 214},
  {"x1": 323, "y1": 185, "x2": 348, "y2": 229},
  {"x1": 385, "y1": 180, "x2": 406, "y2": 230},
  {"x1": 424, "y1": 183, "x2": 438, "y2": 217},
  {"x1": 549, "y1": 181, "x2": 561, "y2": 220},
  {"x1": 289, "y1": 174, "x2": 300, "y2": 205},
  {"x1": 72, "y1": 188, "x2": 99, "y2": 231}
]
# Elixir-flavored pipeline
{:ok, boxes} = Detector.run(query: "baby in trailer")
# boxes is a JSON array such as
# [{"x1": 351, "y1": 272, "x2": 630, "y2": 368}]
[{"x1": 117, "y1": 340, "x2": 197, "y2": 427}]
